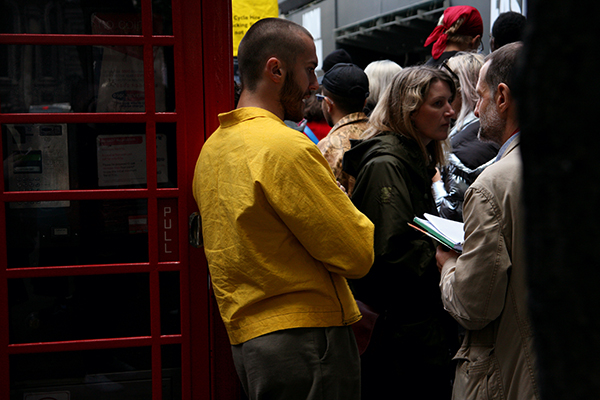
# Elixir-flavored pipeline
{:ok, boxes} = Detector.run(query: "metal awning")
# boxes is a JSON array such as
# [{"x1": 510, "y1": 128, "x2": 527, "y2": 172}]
[{"x1": 334, "y1": 0, "x2": 449, "y2": 57}]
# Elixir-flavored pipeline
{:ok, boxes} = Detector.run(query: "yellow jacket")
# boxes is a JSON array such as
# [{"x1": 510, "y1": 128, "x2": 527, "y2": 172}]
[{"x1": 193, "y1": 107, "x2": 375, "y2": 345}]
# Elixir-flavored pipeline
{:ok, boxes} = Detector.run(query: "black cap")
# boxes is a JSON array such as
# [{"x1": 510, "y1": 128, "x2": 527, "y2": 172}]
[
  {"x1": 322, "y1": 49, "x2": 353, "y2": 73},
  {"x1": 322, "y1": 63, "x2": 369, "y2": 100}
]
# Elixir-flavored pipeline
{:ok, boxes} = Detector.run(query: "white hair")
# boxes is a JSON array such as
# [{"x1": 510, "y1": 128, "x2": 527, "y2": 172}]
[{"x1": 364, "y1": 60, "x2": 403, "y2": 114}]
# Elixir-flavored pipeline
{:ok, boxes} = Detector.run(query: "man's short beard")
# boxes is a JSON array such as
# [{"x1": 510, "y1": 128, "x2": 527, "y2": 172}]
[
  {"x1": 478, "y1": 103, "x2": 506, "y2": 145},
  {"x1": 280, "y1": 69, "x2": 305, "y2": 122}
]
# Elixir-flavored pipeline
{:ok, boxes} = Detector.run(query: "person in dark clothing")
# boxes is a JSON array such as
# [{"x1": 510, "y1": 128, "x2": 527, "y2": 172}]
[
  {"x1": 322, "y1": 48, "x2": 352, "y2": 73},
  {"x1": 490, "y1": 11, "x2": 527, "y2": 52},
  {"x1": 343, "y1": 66, "x2": 459, "y2": 399},
  {"x1": 433, "y1": 52, "x2": 500, "y2": 221},
  {"x1": 449, "y1": 120, "x2": 498, "y2": 168},
  {"x1": 424, "y1": 5, "x2": 483, "y2": 67}
]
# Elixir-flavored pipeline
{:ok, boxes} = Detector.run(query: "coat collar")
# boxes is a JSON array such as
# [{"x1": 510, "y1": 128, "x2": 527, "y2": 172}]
[
  {"x1": 329, "y1": 112, "x2": 368, "y2": 135},
  {"x1": 496, "y1": 131, "x2": 520, "y2": 162}
]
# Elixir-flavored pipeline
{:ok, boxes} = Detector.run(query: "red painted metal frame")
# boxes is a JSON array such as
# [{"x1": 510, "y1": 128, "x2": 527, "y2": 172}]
[
  {"x1": 194, "y1": 2, "x2": 236, "y2": 400},
  {"x1": 0, "y1": 0, "x2": 235, "y2": 398},
  {"x1": 180, "y1": 0, "x2": 223, "y2": 397}
]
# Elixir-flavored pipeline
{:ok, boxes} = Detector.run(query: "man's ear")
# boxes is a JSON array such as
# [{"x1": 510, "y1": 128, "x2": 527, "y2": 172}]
[
  {"x1": 320, "y1": 94, "x2": 333, "y2": 113},
  {"x1": 266, "y1": 57, "x2": 284, "y2": 84},
  {"x1": 472, "y1": 34, "x2": 482, "y2": 49},
  {"x1": 496, "y1": 83, "x2": 512, "y2": 114}
]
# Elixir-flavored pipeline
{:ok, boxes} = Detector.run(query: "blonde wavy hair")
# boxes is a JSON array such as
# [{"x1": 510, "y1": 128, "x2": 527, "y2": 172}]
[
  {"x1": 362, "y1": 66, "x2": 456, "y2": 167},
  {"x1": 445, "y1": 52, "x2": 484, "y2": 130}
]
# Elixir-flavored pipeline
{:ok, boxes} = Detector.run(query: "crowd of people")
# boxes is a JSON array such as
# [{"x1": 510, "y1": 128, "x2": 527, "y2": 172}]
[{"x1": 194, "y1": 5, "x2": 536, "y2": 400}]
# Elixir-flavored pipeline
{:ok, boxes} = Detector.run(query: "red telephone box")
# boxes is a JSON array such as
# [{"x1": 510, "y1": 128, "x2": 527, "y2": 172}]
[{"x1": 0, "y1": 0, "x2": 235, "y2": 399}]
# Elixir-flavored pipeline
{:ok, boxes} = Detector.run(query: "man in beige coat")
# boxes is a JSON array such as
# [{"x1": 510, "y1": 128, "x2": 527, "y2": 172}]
[{"x1": 436, "y1": 42, "x2": 540, "y2": 399}]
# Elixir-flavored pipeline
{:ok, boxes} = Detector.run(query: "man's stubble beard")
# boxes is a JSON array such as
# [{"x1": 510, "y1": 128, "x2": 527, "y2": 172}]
[
  {"x1": 280, "y1": 69, "x2": 307, "y2": 122},
  {"x1": 478, "y1": 103, "x2": 506, "y2": 145}
]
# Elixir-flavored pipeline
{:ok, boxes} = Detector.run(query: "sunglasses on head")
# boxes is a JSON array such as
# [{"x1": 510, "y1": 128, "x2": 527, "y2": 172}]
[{"x1": 440, "y1": 59, "x2": 460, "y2": 87}]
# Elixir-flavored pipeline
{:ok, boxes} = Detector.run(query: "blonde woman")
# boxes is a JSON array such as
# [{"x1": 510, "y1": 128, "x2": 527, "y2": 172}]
[
  {"x1": 443, "y1": 52, "x2": 484, "y2": 132},
  {"x1": 343, "y1": 66, "x2": 457, "y2": 399},
  {"x1": 433, "y1": 52, "x2": 500, "y2": 221}
]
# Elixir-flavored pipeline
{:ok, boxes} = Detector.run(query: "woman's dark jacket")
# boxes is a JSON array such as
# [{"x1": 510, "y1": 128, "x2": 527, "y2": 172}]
[{"x1": 342, "y1": 132, "x2": 444, "y2": 322}]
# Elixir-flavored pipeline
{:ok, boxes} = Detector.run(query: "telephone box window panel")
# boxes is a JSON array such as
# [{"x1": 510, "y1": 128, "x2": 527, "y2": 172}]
[
  {"x1": 0, "y1": 44, "x2": 175, "y2": 113},
  {"x1": 4, "y1": 124, "x2": 70, "y2": 203},
  {"x1": 8, "y1": 273, "x2": 151, "y2": 343},
  {"x1": 3, "y1": 123, "x2": 178, "y2": 190},
  {"x1": 5, "y1": 199, "x2": 150, "y2": 268},
  {"x1": 160, "y1": 271, "x2": 181, "y2": 335},
  {"x1": 162, "y1": 344, "x2": 183, "y2": 400},
  {"x1": 10, "y1": 347, "x2": 158, "y2": 400},
  {"x1": 157, "y1": 123, "x2": 178, "y2": 188},
  {"x1": 0, "y1": 0, "x2": 173, "y2": 36}
]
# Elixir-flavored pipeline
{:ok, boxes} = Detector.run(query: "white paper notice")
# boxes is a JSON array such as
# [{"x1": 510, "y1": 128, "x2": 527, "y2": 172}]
[
  {"x1": 97, "y1": 134, "x2": 146, "y2": 187},
  {"x1": 97, "y1": 134, "x2": 169, "y2": 187}
]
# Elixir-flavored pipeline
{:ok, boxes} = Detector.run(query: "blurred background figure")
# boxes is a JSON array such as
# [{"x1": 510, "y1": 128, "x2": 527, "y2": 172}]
[
  {"x1": 343, "y1": 66, "x2": 458, "y2": 399},
  {"x1": 303, "y1": 87, "x2": 330, "y2": 142},
  {"x1": 433, "y1": 52, "x2": 499, "y2": 222},
  {"x1": 318, "y1": 63, "x2": 369, "y2": 196},
  {"x1": 321, "y1": 48, "x2": 353, "y2": 74},
  {"x1": 363, "y1": 60, "x2": 402, "y2": 116},
  {"x1": 490, "y1": 11, "x2": 527, "y2": 52},
  {"x1": 424, "y1": 5, "x2": 483, "y2": 67}
]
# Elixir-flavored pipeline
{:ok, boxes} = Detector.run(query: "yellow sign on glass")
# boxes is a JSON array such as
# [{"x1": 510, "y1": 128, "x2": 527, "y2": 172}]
[{"x1": 232, "y1": 0, "x2": 279, "y2": 57}]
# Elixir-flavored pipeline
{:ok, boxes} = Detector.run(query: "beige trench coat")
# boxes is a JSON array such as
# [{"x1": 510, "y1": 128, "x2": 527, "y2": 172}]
[{"x1": 440, "y1": 136, "x2": 540, "y2": 400}]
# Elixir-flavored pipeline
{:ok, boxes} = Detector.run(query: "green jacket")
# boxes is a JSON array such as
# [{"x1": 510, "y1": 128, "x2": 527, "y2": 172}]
[{"x1": 343, "y1": 132, "x2": 443, "y2": 321}]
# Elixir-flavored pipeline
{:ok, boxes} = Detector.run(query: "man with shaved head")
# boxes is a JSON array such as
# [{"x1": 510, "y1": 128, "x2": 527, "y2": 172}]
[{"x1": 193, "y1": 18, "x2": 374, "y2": 400}]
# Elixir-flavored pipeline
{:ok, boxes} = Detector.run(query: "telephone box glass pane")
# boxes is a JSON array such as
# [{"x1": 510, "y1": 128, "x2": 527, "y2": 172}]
[
  {"x1": 153, "y1": 0, "x2": 173, "y2": 35},
  {"x1": 155, "y1": 47, "x2": 176, "y2": 112},
  {"x1": 0, "y1": 1, "x2": 144, "y2": 35},
  {"x1": 8, "y1": 273, "x2": 150, "y2": 343},
  {"x1": 162, "y1": 344, "x2": 182, "y2": 400},
  {"x1": 6, "y1": 199, "x2": 149, "y2": 268},
  {"x1": 157, "y1": 123, "x2": 177, "y2": 188},
  {"x1": 0, "y1": 44, "x2": 144, "y2": 113},
  {"x1": 160, "y1": 272, "x2": 180, "y2": 335},
  {"x1": 10, "y1": 347, "x2": 152, "y2": 400},
  {"x1": 0, "y1": 44, "x2": 175, "y2": 113},
  {"x1": 0, "y1": 0, "x2": 173, "y2": 35},
  {"x1": 3, "y1": 123, "x2": 178, "y2": 190},
  {"x1": 3, "y1": 124, "x2": 71, "y2": 192}
]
